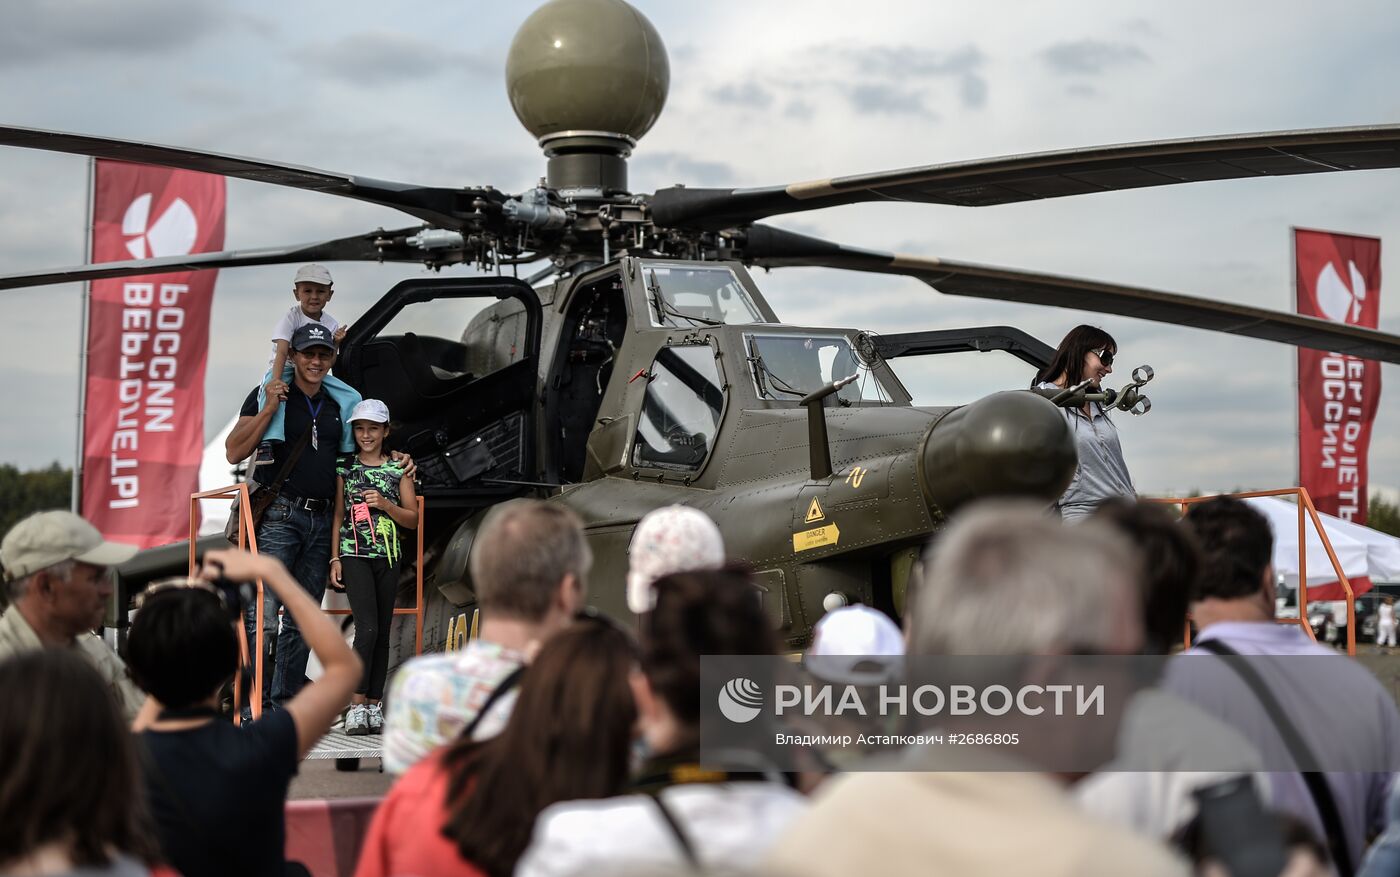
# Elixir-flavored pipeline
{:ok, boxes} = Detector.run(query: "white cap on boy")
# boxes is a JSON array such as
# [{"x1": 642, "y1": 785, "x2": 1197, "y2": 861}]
[{"x1": 294, "y1": 264, "x2": 333, "y2": 286}]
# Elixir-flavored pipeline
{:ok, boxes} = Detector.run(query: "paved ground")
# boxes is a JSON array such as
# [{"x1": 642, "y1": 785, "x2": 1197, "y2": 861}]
[
  {"x1": 290, "y1": 727, "x2": 393, "y2": 799},
  {"x1": 290, "y1": 757, "x2": 394, "y2": 800},
  {"x1": 1354, "y1": 648, "x2": 1400, "y2": 703}
]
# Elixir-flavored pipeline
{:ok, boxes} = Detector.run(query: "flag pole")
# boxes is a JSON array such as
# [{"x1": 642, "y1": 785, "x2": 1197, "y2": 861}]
[
  {"x1": 73, "y1": 158, "x2": 95, "y2": 513},
  {"x1": 1291, "y1": 227, "x2": 1300, "y2": 490}
]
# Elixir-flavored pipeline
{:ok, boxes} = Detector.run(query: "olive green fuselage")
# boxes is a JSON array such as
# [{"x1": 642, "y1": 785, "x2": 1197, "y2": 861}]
[
  {"x1": 116, "y1": 257, "x2": 1075, "y2": 654},
  {"x1": 427, "y1": 256, "x2": 1073, "y2": 648}
]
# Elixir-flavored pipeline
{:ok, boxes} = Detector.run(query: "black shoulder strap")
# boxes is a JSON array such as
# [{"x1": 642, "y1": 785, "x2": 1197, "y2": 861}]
[
  {"x1": 1195, "y1": 638, "x2": 1354, "y2": 876},
  {"x1": 462, "y1": 665, "x2": 525, "y2": 739},
  {"x1": 647, "y1": 792, "x2": 700, "y2": 868},
  {"x1": 266, "y1": 424, "x2": 314, "y2": 495}
]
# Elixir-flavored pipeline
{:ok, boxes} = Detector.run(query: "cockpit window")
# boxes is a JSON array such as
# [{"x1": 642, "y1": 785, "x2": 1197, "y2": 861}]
[
  {"x1": 746, "y1": 333, "x2": 891, "y2": 404},
  {"x1": 633, "y1": 345, "x2": 725, "y2": 471},
  {"x1": 643, "y1": 264, "x2": 766, "y2": 328}
]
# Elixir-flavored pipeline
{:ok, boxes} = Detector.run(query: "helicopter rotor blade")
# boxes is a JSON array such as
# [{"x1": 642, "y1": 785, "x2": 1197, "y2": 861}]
[
  {"x1": 0, "y1": 125, "x2": 481, "y2": 228},
  {"x1": 741, "y1": 224, "x2": 1400, "y2": 365},
  {"x1": 652, "y1": 125, "x2": 1400, "y2": 229},
  {"x1": 0, "y1": 228, "x2": 435, "y2": 292}
]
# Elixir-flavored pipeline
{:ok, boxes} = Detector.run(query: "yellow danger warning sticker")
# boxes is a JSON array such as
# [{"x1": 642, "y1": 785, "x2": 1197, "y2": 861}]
[
  {"x1": 805, "y1": 497, "x2": 825, "y2": 523},
  {"x1": 793, "y1": 522, "x2": 840, "y2": 552}
]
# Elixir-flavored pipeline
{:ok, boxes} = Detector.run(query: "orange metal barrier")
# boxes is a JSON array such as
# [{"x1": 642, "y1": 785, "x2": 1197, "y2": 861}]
[
  {"x1": 189, "y1": 485, "x2": 262, "y2": 720},
  {"x1": 1148, "y1": 487, "x2": 1356, "y2": 655},
  {"x1": 188, "y1": 487, "x2": 426, "y2": 720}
]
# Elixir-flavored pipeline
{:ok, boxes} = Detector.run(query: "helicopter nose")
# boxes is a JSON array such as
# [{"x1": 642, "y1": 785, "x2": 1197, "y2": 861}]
[{"x1": 919, "y1": 391, "x2": 1077, "y2": 516}]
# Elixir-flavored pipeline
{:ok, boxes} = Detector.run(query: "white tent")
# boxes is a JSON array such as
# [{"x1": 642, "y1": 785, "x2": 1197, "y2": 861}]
[
  {"x1": 1315, "y1": 506, "x2": 1400, "y2": 581},
  {"x1": 1242, "y1": 497, "x2": 1369, "y2": 590}
]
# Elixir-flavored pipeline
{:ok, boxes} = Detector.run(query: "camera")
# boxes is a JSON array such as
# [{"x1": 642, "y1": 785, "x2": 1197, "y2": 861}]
[
  {"x1": 1179, "y1": 776, "x2": 1288, "y2": 877},
  {"x1": 208, "y1": 573, "x2": 257, "y2": 623}
]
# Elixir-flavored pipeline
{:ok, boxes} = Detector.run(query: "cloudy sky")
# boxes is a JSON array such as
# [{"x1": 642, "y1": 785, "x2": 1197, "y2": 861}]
[{"x1": 2, "y1": 0, "x2": 1399, "y2": 499}]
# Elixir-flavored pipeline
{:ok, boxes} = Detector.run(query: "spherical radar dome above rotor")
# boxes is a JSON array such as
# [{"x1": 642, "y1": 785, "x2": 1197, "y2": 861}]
[{"x1": 506, "y1": 0, "x2": 670, "y2": 149}]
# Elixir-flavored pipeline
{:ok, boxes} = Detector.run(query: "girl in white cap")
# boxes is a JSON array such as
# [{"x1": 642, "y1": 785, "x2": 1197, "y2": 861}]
[{"x1": 329, "y1": 398, "x2": 418, "y2": 735}]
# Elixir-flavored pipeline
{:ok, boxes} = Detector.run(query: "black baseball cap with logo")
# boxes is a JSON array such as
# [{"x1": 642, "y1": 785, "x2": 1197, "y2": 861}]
[{"x1": 291, "y1": 322, "x2": 335, "y2": 352}]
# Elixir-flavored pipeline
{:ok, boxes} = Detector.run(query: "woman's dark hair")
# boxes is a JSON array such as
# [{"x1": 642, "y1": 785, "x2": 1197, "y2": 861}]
[
  {"x1": 0, "y1": 650, "x2": 162, "y2": 869},
  {"x1": 1091, "y1": 499, "x2": 1202, "y2": 654},
  {"x1": 1032, "y1": 324, "x2": 1117, "y2": 388},
  {"x1": 441, "y1": 617, "x2": 639, "y2": 877},
  {"x1": 644, "y1": 566, "x2": 778, "y2": 727},
  {"x1": 126, "y1": 583, "x2": 240, "y2": 708},
  {"x1": 1182, "y1": 497, "x2": 1274, "y2": 602}
]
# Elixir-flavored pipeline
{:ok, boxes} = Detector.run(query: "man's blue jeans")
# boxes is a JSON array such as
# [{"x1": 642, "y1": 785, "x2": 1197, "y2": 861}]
[{"x1": 246, "y1": 494, "x2": 333, "y2": 712}]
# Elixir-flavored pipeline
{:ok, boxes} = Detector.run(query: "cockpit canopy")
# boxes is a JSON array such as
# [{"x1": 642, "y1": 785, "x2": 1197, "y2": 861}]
[
  {"x1": 744, "y1": 332, "x2": 894, "y2": 404},
  {"x1": 641, "y1": 263, "x2": 770, "y2": 328}
]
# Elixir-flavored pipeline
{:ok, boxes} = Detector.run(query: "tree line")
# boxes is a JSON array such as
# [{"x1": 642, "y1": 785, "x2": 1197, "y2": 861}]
[
  {"x1": 0, "y1": 463, "x2": 72, "y2": 539},
  {"x1": 1, "y1": 461, "x2": 1399, "y2": 542}
]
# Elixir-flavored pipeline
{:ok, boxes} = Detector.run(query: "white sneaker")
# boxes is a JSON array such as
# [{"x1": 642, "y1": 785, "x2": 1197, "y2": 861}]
[
  {"x1": 367, "y1": 703, "x2": 384, "y2": 734},
  {"x1": 345, "y1": 704, "x2": 369, "y2": 736}
]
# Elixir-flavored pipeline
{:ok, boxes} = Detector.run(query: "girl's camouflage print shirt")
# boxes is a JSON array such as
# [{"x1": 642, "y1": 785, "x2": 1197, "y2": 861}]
[{"x1": 337, "y1": 456, "x2": 406, "y2": 562}]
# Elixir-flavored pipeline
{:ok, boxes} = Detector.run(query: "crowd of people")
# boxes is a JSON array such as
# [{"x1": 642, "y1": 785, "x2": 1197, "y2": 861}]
[
  {"x1": 2, "y1": 292, "x2": 1399, "y2": 877},
  {"x1": 4, "y1": 493, "x2": 1400, "y2": 876}
]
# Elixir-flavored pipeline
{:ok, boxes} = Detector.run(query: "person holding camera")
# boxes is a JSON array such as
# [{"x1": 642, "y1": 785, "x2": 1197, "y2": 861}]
[{"x1": 125, "y1": 549, "x2": 361, "y2": 877}]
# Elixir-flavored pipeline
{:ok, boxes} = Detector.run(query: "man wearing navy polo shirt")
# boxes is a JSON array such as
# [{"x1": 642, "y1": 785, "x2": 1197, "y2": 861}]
[{"x1": 228, "y1": 322, "x2": 360, "y2": 715}]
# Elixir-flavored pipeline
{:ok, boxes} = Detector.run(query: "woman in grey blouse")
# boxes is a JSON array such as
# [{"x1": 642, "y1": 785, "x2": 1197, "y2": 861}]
[{"x1": 1033, "y1": 325, "x2": 1136, "y2": 521}]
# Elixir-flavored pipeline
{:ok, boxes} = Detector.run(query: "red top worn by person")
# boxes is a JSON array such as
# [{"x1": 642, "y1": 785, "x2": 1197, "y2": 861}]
[
  {"x1": 354, "y1": 754, "x2": 484, "y2": 877},
  {"x1": 354, "y1": 618, "x2": 637, "y2": 877}
]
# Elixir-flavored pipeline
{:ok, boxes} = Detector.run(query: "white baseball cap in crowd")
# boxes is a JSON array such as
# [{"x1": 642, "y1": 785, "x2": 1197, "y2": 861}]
[
  {"x1": 1, "y1": 510, "x2": 138, "y2": 581},
  {"x1": 349, "y1": 399, "x2": 391, "y2": 424},
  {"x1": 805, "y1": 604, "x2": 905, "y2": 685},
  {"x1": 626, "y1": 505, "x2": 726, "y2": 614},
  {"x1": 809, "y1": 605, "x2": 904, "y2": 656},
  {"x1": 293, "y1": 263, "x2": 333, "y2": 286}
]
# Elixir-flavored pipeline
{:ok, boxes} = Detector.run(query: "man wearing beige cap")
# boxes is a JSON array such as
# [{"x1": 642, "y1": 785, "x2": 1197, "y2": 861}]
[{"x1": 0, "y1": 510, "x2": 143, "y2": 718}]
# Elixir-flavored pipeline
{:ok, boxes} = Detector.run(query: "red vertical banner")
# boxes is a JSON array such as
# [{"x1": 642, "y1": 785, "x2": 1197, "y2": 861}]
[
  {"x1": 1295, "y1": 228, "x2": 1382, "y2": 526},
  {"x1": 81, "y1": 161, "x2": 225, "y2": 548}
]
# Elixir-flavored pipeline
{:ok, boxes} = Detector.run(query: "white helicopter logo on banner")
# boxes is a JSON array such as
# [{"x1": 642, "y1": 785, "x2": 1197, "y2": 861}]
[
  {"x1": 122, "y1": 193, "x2": 198, "y2": 260},
  {"x1": 1315, "y1": 260, "x2": 1369, "y2": 325}
]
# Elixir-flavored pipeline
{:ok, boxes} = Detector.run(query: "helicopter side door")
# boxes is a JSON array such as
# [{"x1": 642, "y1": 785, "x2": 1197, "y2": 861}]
[
  {"x1": 336, "y1": 277, "x2": 543, "y2": 509},
  {"x1": 541, "y1": 268, "x2": 630, "y2": 485},
  {"x1": 630, "y1": 342, "x2": 726, "y2": 475}
]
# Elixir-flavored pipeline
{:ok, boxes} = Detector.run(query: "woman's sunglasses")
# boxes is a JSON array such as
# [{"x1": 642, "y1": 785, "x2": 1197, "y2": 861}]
[{"x1": 1091, "y1": 347, "x2": 1116, "y2": 367}]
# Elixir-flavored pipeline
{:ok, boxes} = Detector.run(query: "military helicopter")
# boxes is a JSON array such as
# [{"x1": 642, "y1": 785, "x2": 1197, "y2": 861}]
[{"x1": 5, "y1": 0, "x2": 1400, "y2": 650}]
